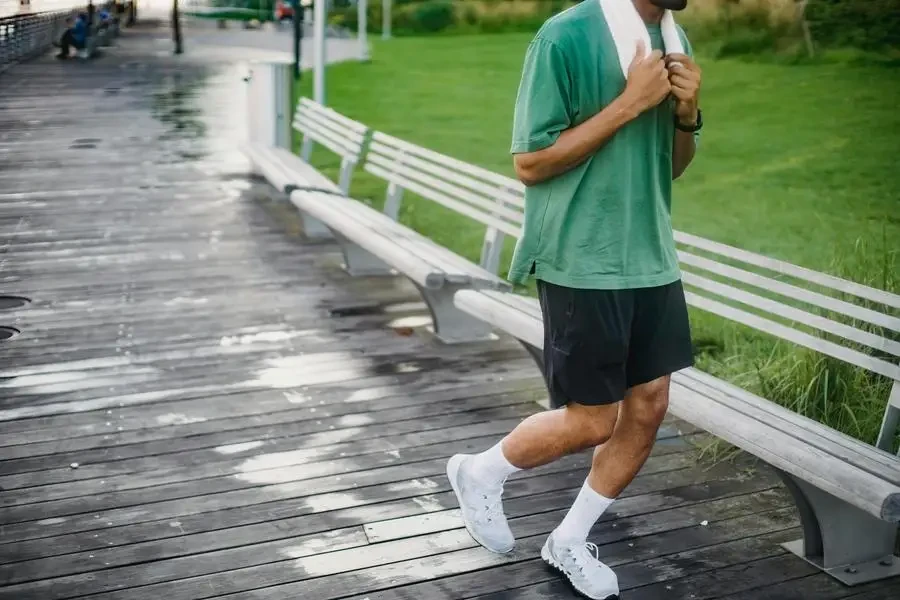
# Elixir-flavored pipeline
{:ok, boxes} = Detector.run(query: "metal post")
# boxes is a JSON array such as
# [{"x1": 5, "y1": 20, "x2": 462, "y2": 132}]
[
  {"x1": 313, "y1": 0, "x2": 326, "y2": 105},
  {"x1": 358, "y1": 0, "x2": 368, "y2": 61},
  {"x1": 172, "y1": 0, "x2": 183, "y2": 55},
  {"x1": 291, "y1": 0, "x2": 301, "y2": 78},
  {"x1": 382, "y1": 0, "x2": 391, "y2": 39}
]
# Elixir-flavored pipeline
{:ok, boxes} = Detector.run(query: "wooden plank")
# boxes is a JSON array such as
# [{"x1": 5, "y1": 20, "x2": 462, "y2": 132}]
[
  {"x1": 684, "y1": 291, "x2": 900, "y2": 380},
  {"x1": 0, "y1": 416, "x2": 530, "y2": 506},
  {"x1": 0, "y1": 440, "x2": 694, "y2": 546},
  {"x1": 4, "y1": 482, "x2": 791, "y2": 599},
  {"x1": 0, "y1": 446, "x2": 724, "y2": 586},
  {"x1": 682, "y1": 271, "x2": 900, "y2": 356},
  {"x1": 679, "y1": 251, "x2": 900, "y2": 332},
  {"x1": 0, "y1": 398, "x2": 539, "y2": 488},
  {"x1": 724, "y1": 572, "x2": 900, "y2": 600},
  {"x1": 670, "y1": 382, "x2": 899, "y2": 520},
  {"x1": 675, "y1": 230, "x2": 900, "y2": 310},
  {"x1": 0, "y1": 370, "x2": 540, "y2": 444},
  {"x1": 677, "y1": 368, "x2": 900, "y2": 479},
  {"x1": 339, "y1": 510, "x2": 799, "y2": 600},
  {"x1": 0, "y1": 451, "x2": 594, "y2": 564}
]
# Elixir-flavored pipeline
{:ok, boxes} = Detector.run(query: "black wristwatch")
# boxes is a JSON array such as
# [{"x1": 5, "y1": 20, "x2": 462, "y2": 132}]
[{"x1": 675, "y1": 109, "x2": 703, "y2": 133}]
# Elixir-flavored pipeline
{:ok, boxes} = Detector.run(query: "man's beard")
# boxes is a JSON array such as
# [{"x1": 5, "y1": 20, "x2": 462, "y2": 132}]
[{"x1": 649, "y1": 0, "x2": 688, "y2": 10}]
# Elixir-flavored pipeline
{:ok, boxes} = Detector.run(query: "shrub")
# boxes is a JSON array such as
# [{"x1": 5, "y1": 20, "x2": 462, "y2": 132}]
[
  {"x1": 805, "y1": 0, "x2": 900, "y2": 51},
  {"x1": 413, "y1": 0, "x2": 454, "y2": 32}
]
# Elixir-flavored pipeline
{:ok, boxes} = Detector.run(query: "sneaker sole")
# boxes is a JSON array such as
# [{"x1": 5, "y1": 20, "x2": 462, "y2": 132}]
[
  {"x1": 446, "y1": 454, "x2": 514, "y2": 555},
  {"x1": 541, "y1": 542, "x2": 619, "y2": 600}
]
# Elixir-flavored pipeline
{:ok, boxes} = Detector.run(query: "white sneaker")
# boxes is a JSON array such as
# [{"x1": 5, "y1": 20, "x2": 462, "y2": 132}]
[
  {"x1": 541, "y1": 530, "x2": 620, "y2": 600},
  {"x1": 446, "y1": 454, "x2": 515, "y2": 554}
]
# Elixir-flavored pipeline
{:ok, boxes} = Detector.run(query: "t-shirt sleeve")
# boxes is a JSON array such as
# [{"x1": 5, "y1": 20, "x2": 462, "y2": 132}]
[{"x1": 510, "y1": 38, "x2": 572, "y2": 155}]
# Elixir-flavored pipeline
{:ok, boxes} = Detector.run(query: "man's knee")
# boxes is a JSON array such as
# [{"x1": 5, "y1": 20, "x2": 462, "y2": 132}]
[
  {"x1": 565, "y1": 403, "x2": 617, "y2": 447},
  {"x1": 624, "y1": 376, "x2": 670, "y2": 430}
]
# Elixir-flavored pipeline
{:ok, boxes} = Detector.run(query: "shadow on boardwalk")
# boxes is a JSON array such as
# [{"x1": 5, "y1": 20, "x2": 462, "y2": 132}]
[{"x1": 0, "y1": 22, "x2": 895, "y2": 600}]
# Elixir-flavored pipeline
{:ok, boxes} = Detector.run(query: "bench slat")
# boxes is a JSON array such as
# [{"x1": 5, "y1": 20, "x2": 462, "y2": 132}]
[
  {"x1": 365, "y1": 153, "x2": 525, "y2": 225},
  {"x1": 669, "y1": 380, "x2": 899, "y2": 521},
  {"x1": 298, "y1": 98, "x2": 369, "y2": 135},
  {"x1": 677, "y1": 368, "x2": 900, "y2": 479},
  {"x1": 295, "y1": 119, "x2": 361, "y2": 160},
  {"x1": 241, "y1": 143, "x2": 341, "y2": 194},
  {"x1": 685, "y1": 291, "x2": 900, "y2": 381},
  {"x1": 368, "y1": 141, "x2": 525, "y2": 209},
  {"x1": 239, "y1": 144, "x2": 295, "y2": 193},
  {"x1": 293, "y1": 112, "x2": 366, "y2": 150},
  {"x1": 683, "y1": 272, "x2": 900, "y2": 357},
  {"x1": 292, "y1": 192, "x2": 447, "y2": 288},
  {"x1": 273, "y1": 149, "x2": 344, "y2": 192},
  {"x1": 676, "y1": 231, "x2": 900, "y2": 310},
  {"x1": 317, "y1": 192, "x2": 506, "y2": 282},
  {"x1": 680, "y1": 251, "x2": 900, "y2": 332},
  {"x1": 364, "y1": 163, "x2": 522, "y2": 238},
  {"x1": 371, "y1": 131, "x2": 525, "y2": 191},
  {"x1": 292, "y1": 192, "x2": 506, "y2": 291},
  {"x1": 293, "y1": 113, "x2": 368, "y2": 145}
]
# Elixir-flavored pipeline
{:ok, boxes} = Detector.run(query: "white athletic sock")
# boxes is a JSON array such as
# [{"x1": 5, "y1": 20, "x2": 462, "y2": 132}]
[
  {"x1": 554, "y1": 481, "x2": 616, "y2": 544},
  {"x1": 467, "y1": 440, "x2": 521, "y2": 487}
]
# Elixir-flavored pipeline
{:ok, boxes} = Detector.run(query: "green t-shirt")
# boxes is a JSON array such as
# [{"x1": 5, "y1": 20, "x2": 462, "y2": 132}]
[{"x1": 508, "y1": 0, "x2": 694, "y2": 290}]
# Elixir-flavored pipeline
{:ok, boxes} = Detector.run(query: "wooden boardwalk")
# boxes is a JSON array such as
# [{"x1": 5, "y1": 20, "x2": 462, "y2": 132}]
[{"x1": 0, "y1": 25, "x2": 895, "y2": 600}]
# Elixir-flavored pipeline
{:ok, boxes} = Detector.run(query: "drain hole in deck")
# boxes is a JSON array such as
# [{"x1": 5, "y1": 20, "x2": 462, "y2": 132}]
[
  {"x1": 0, "y1": 296, "x2": 30, "y2": 310},
  {"x1": 0, "y1": 327, "x2": 20, "y2": 342}
]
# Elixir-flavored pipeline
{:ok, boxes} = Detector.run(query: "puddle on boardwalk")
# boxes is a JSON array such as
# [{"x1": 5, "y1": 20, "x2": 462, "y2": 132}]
[{"x1": 0, "y1": 295, "x2": 30, "y2": 310}]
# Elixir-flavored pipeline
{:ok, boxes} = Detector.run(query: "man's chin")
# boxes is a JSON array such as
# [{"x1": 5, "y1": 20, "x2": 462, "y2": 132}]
[{"x1": 650, "y1": 0, "x2": 688, "y2": 10}]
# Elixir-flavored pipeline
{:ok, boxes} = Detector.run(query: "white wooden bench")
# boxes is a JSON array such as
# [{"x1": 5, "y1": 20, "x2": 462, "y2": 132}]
[
  {"x1": 364, "y1": 132, "x2": 525, "y2": 275},
  {"x1": 289, "y1": 132, "x2": 519, "y2": 344},
  {"x1": 454, "y1": 233, "x2": 900, "y2": 586},
  {"x1": 241, "y1": 98, "x2": 369, "y2": 239}
]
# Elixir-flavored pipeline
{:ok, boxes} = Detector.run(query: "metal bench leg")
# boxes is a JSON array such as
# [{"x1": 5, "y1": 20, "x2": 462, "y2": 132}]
[
  {"x1": 416, "y1": 284, "x2": 495, "y2": 345},
  {"x1": 300, "y1": 214, "x2": 334, "y2": 240},
  {"x1": 776, "y1": 469, "x2": 900, "y2": 585},
  {"x1": 520, "y1": 341, "x2": 545, "y2": 375},
  {"x1": 334, "y1": 234, "x2": 393, "y2": 276},
  {"x1": 875, "y1": 381, "x2": 899, "y2": 455}
]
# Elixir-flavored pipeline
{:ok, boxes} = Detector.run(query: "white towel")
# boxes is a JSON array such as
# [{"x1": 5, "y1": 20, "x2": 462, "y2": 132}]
[{"x1": 598, "y1": 0, "x2": 685, "y2": 77}]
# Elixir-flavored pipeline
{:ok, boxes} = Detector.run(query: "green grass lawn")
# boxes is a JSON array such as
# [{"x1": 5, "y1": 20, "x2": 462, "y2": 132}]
[{"x1": 293, "y1": 34, "x2": 899, "y2": 446}]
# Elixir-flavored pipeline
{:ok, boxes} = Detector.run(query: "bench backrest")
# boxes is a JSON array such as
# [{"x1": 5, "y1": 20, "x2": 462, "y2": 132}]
[
  {"x1": 489, "y1": 183, "x2": 900, "y2": 451},
  {"x1": 294, "y1": 98, "x2": 369, "y2": 193},
  {"x1": 674, "y1": 231, "x2": 900, "y2": 453},
  {"x1": 363, "y1": 132, "x2": 525, "y2": 274}
]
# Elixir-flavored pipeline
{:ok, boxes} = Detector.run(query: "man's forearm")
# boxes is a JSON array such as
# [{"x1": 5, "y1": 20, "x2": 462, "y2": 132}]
[
  {"x1": 514, "y1": 95, "x2": 639, "y2": 186},
  {"x1": 672, "y1": 129, "x2": 696, "y2": 180}
]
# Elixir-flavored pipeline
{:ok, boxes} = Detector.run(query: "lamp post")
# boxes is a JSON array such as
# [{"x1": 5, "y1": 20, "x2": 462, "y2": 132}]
[
  {"x1": 172, "y1": 0, "x2": 183, "y2": 55},
  {"x1": 312, "y1": 0, "x2": 326, "y2": 104},
  {"x1": 291, "y1": 0, "x2": 305, "y2": 79},
  {"x1": 358, "y1": 0, "x2": 369, "y2": 61}
]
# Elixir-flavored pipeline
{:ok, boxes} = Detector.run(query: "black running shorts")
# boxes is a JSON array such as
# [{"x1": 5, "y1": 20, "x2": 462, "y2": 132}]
[{"x1": 537, "y1": 279, "x2": 694, "y2": 408}]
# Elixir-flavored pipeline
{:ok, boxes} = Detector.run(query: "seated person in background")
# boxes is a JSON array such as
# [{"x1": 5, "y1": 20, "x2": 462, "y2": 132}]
[
  {"x1": 57, "y1": 13, "x2": 88, "y2": 59},
  {"x1": 98, "y1": 8, "x2": 112, "y2": 31}
]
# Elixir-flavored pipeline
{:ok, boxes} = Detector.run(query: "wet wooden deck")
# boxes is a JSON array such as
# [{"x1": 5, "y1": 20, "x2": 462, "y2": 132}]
[{"x1": 1, "y1": 25, "x2": 896, "y2": 600}]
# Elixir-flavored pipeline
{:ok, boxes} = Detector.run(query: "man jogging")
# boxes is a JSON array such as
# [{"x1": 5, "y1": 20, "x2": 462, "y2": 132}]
[{"x1": 447, "y1": 1, "x2": 702, "y2": 598}]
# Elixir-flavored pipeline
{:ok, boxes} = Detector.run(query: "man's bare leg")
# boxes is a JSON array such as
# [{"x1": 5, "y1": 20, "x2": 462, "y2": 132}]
[
  {"x1": 587, "y1": 375, "x2": 671, "y2": 496},
  {"x1": 500, "y1": 401, "x2": 619, "y2": 469},
  {"x1": 447, "y1": 375, "x2": 670, "y2": 554}
]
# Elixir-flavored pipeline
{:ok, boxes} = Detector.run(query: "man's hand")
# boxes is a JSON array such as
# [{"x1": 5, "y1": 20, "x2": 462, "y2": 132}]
[
  {"x1": 622, "y1": 41, "x2": 671, "y2": 116},
  {"x1": 665, "y1": 53, "x2": 701, "y2": 126}
]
